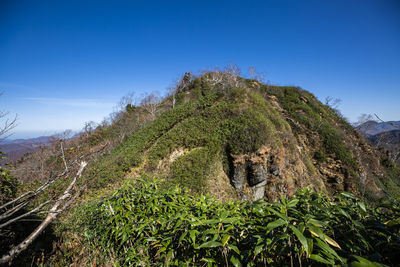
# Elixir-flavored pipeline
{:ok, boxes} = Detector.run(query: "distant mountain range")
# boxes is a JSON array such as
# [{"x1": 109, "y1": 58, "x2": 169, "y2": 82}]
[
  {"x1": 357, "y1": 120, "x2": 400, "y2": 136},
  {"x1": 357, "y1": 121, "x2": 400, "y2": 163},
  {"x1": 0, "y1": 136, "x2": 53, "y2": 165}
]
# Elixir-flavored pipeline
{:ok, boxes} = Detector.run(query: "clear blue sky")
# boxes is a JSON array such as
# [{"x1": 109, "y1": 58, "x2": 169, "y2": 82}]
[{"x1": 1, "y1": 0, "x2": 399, "y2": 139}]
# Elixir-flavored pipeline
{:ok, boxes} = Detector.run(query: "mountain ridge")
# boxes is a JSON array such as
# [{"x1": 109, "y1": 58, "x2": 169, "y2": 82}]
[
  {"x1": 357, "y1": 120, "x2": 400, "y2": 136},
  {"x1": 358, "y1": 121, "x2": 400, "y2": 164}
]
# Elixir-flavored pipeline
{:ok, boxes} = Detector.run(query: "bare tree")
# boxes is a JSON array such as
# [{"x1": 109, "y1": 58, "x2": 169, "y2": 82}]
[
  {"x1": 0, "y1": 92, "x2": 18, "y2": 140},
  {"x1": 247, "y1": 66, "x2": 266, "y2": 84},
  {"x1": 325, "y1": 96, "x2": 342, "y2": 110},
  {"x1": 176, "y1": 72, "x2": 193, "y2": 94},
  {"x1": 118, "y1": 92, "x2": 136, "y2": 112},
  {"x1": 52, "y1": 130, "x2": 73, "y2": 172},
  {"x1": 54, "y1": 129, "x2": 73, "y2": 140},
  {"x1": 205, "y1": 70, "x2": 224, "y2": 87},
  {"x1": 248, "y1": 66, "x2": 256, "y2": 79},
  {"x1": 168, "y1": 72, "x2": 194, "y2": 109},
  {"x1": 223, "y1": 64, "x2": 242, "y2": 89},
  {"x1": 141, "y1": 92, "x2": 161, "y2": 121},
  {"x1": 201, "y1": 65, "x2": 244, "y2": 92},
  {"x1": 83, "y1": 121, "x2": 97, "y2": 137},
  {"x1": 354, "y1": 113, "x2": 375, "y2": 127}
]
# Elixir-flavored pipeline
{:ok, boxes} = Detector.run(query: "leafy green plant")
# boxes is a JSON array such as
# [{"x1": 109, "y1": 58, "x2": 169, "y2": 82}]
[
  {"x1": 0, "y1": 154, "x2": 19, "y2": 204},
  {"x1": 74, "y1": 179, "x2": 399, "y2": 266}
]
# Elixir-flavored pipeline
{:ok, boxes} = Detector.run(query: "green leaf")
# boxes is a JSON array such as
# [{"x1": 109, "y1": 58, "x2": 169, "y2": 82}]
[
  {"x1": 287, "y1": 198, "x2": 299, "y2": 207},
  {"x1": 350, "y1": 255, "x2": 386, "y2": 267},
  {"x1": 254, "y1": 245, "x2": 263, "y2": 256},
  {"x1": 189, "y1": 230, "x2": 198, "y2": 245},
  {"x1": 358, "y1": 202, "x2": 366, "y2": 213},
  {"x1": 307, "y1": 218, "x2": 324, "y2": 227},
  {"x1": 266, "y1": 207, "x2": 290, "y2": 221},
  {"x1": 157, "y1": 246, "x2": 167, "y2": 254},
  {"x1": 266, "y1": 218, "x2": 286, "y2": 233},
  {"x1": 201, "y1": 258, "x2": 216, "y2": 263},
  {"x1": 338, "y1": 208, "x2": 351, "y2": 219},
  {"x1": 230, "y1": 255, "x2": 241, "y2": 267},
  {"x1": 340, "y1": 192, "x2": 357, "y2": 199},
  {"x1": 315, "y1": 238, "x2": 342, "y2": 262},
  {"x1": 228, "y1": 244, "x2": 240, "y2": 255},
  {"x1": 221, "y1": 234, "x2": 231, "y2": 246},
  {"x1": 196, "y1": 241, "x2": 222, "y2": 249},
  {"x1": 385, "y1": 218, "x2": 400, "y2": 226},
  {"x1": 178, "y1": 231, "x2": 188, "y2": 244},
  {"x1": 289, "y1": 225, "x2": 309, "y2": 256},
  {"x1": 308, "y1": 225, "x2": 324, "y2": 239},
  {"x1": 310, "y1": 254, "x2": 335, "y2": 265}
]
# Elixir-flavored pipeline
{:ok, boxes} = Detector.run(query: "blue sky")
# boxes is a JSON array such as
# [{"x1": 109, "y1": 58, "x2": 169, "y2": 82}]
[{"x1": 0, "y1": 0, "x2": 399, "y2": 139}]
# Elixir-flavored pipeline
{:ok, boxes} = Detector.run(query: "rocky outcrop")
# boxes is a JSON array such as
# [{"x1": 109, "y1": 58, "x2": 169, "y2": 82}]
[
  {"x1": 248, "y1": 163, "x2": 267, "y2": 186},
  {"x1": 229, "y1": 154, "x2": 269, "y2": 200},
  {"x1": 231, "y1": 161, "x2": 246, "y2": 190}
]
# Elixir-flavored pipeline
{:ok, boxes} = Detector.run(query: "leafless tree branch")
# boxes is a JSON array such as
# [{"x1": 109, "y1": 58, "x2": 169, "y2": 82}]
[
  {"x1": 374, "y1": 114, "x2": 400, "y2": 129},
  {"x1": 0, "y1": 159, "x2": 77, "y2": 212},
  {"x1": 141, "y1": 92, "x2": 161, "y2": 121},
  {"x1": 0, "y1": 200, "x2": 52, "y2": 229},
  {"x1": 60, "y1": 141, "x2": 68, "y2": 172},
  {"x1": 0, "y1": 161, "x2": 87, "y2": 265}
]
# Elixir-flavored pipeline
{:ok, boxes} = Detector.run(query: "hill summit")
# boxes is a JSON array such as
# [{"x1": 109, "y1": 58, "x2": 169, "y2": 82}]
[{"x1": 84, "y1": 70, "x2": 394, "y2": 201}]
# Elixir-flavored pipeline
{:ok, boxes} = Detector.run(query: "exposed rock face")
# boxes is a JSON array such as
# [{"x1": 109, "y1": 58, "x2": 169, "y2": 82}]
[
  {"x1": 225, "y1": 125, "x2": 385, "y2": 202},
  {"x1": 232, "y1": 163, "x2": 246, "y2": 190},
  {"x1": 248, "y1": 164, "x2": 268, "y2": 186},
  {"x1": 252, "y1": 180, "x2": 266, "y2": 200},
  {"x1": 229, "y1": 147, "x2": 281, "y2": 201},
  {"x1": 230, "y1": 155, "x2": 269, "y2": 200}
]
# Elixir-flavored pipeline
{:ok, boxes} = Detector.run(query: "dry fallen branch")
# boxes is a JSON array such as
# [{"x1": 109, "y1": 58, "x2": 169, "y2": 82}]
[
  {"x1": 0, "y1": 158, "x2": 80, "y2": 212},
  {"x1": 0, "y1": 161, "x2": 87, "y2": 265},
  {"x1": 0, "y1": 201, "x2": 29, "y2": 221},
  {"x1": 0, "y1": 200, "x2": 51, "y2": 229}
]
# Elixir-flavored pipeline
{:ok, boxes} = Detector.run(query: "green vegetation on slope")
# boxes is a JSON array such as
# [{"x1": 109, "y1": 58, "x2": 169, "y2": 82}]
[
  {"x1": 265, "y1": 85, "x2": 357, "y2": 171},
  {"x1": 81, "y1": 78, "x2": 291, "y2": 194},
  {"x1": 72, "y1": 179, "x2": 400, "y2": 266}
]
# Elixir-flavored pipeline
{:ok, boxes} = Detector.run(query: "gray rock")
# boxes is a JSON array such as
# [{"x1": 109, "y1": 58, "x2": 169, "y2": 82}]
[
  {"x1": 272, "y1": 168, "x2": 280, "y2": 176},
  {"x1": 253, "y1": 180, "x2": 267, "y2": 188},
  {"x1": 232, "y1": 164, "x2": 246, "y2": 190},
  {"x1": 360, "y1": 173, "x2": 366, "y2": 184},
  {"x1": 253, "y1": 186, "x2": 265, "y2": 200},
  {"x1": 248, "y1": 164, "x2": 267, "y2": 186}
]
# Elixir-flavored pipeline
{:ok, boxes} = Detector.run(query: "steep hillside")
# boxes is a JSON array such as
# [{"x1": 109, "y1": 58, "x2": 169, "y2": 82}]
[{"x1": 81, "y1": 72, "x2": 390, "y2": 202}]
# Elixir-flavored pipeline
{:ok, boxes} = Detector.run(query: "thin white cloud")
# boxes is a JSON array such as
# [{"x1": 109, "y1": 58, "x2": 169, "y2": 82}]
[{"x1": 24, "y1": 97, "x2": 115, "y2": 108}]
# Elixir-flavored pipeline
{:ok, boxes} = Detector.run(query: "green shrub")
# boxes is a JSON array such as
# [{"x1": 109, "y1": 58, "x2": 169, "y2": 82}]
[
  {"x1": 75, "y1": 179, "x2": 400, "y2": 266},
  {"x1": 266, "y1": 85, "x2": 358, "y2": 173},
  {"x1": 314, "y1": 150, "x2": 327, "y2": 163},
  {"x1": 169, "y1": 147, "x2": 212, "y2": 193},
  {"x1": 0, "y1": 166, "x2": 19, "y2": 205}
]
